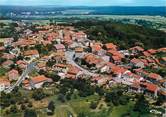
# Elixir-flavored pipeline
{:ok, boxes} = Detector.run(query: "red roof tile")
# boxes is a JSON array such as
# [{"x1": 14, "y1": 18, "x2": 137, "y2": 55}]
[
  {"x1": 148, "y1": 73, "x2": 162, "y2": 80},
  {"x1": 105, "y1": 43, "x2": 117, "y2": 50},
  {"x1": 142, "y1": 82, "x2": 158, "y2": 92},
  {"x1": 24, "y1": 50, "x2": 39, "y2": 56}
]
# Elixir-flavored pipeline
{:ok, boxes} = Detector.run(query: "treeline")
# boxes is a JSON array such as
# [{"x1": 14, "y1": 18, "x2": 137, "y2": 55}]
[
  {"x1": 73, "y1": 20, "x2": 166, "y2": 49},
  {"x1": 0, "y1": 22, "x2": 20, "y2": 40}
]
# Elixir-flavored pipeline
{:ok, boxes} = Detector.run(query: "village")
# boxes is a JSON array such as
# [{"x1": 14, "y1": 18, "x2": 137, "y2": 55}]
[{"x1": 0, "y1": 21, "x2": 166, "y2": 116}]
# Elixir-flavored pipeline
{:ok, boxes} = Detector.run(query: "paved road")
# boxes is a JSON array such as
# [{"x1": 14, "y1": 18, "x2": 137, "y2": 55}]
[
  {"x1": 65, "y1": 51, "x2": 98, "y2": 76},
  {"x1": 4, "y1": 62, "x2": 36, "y2": 93}
]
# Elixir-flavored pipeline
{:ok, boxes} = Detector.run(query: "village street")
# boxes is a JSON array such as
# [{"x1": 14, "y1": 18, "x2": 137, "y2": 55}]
[{"x1": 65, "y1": 51, "x2": 98, "y2": 77}]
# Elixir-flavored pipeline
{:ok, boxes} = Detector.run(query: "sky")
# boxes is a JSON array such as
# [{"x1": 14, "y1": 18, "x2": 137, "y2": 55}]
[{"x1": 0, "y1": 0, "x2": 166, "y2": 6}]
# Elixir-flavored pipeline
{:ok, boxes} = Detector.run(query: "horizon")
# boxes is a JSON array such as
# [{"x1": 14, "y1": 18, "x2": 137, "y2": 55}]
[
  {"x1": 0, "y1": 0, "x2": 166, "y2": 6},
  {"x1": 0, "y1": 5, "x2": 166, "y2": 7}
]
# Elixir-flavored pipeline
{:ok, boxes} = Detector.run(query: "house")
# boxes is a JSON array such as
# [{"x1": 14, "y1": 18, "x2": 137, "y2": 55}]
[
  {"x1": 2, "y1": 60, "x2": 14, "y2": 69},
  {"x1": 140, "y1": 82, "x2": 159, "y2": 97},
  {"x1": 47, "y1": 32, "x2": 59, "y2": 42},
  {"x1": 0, "y1": 46, "x2": 5, "y2": 51},
  {"x1": 159, "y1": 57, "x2": 166, "y2": 66},
  {"x1": 121, "y1": 72, "x2": 139, "y2": 84},
  {"x1": 24, "y1": 29, "x2": 33, "y2": 36},
  {"x1": 90, "y1": 43, "x2": 104, "y2": 55},
  {"x1": 52, "y1": 51, "x2": 66, "y2": 63},
  {"x1": 0, "y1": 79, "x2": 10, "y2": 91},
  {"x1": 158, "y1": 88, "x2": 166, "y2": 97},
  {"x1": 130, "y1": 58, "x2": 145, "y2": 68},
  {"x1": 69, "y1": 42, "x2": 82, "y2": 49},
  {"x1": 3, "y1": 38, "x2": 14, "y2": 47},
  {"x1": 75, "y1": 47, "x2": 84, "y2": 53},
  {"x1": 110, "y1": 64, "x2": 128, "y2": 77},
  {"x1": 36, "y1": 62, "x2": 47, "y2": 71},
  {"x1": 2, "y1": 53, "x2": 15, "y2": 60},
  {"x1": 83, "y1": 53, "x2": 103, "y2": 70},
  {"x1": 74, "y1": 31, "x2": 87, "y2": 42},
  {"x1": 53, "y1": 63, "x2": 67, "y2": 72},
  {"x1": 111, "y1": 56, "x2": 122, "y2": 64},
  {"x1": 8, "y1": 69, "x2": 19, "y2": 81},
  {"x1": 23, "y1": 75, "x2": 53, "y2": 90},
  {"x1": 106, "y1": 50, "x2": 124, "y2": 64},
  {"x1": 146, "y1": 73, "x2": 162, "y2": 84},
  {"x1": 91, "y1": 76, "x2": 102, "y2": 84},
  {"x1": 91, "y1": 76, "x2": 110, "y2": 86},
  {"x1": 158, "y1": 47, "x2": 166, "y2": 52},
  {"x1": 129, "y1": 46, "x2": 144, "y2": 55},
  {"x1": 128, "y1": 82, "x2": 142, "y2": 93},
  {"x1": 66, "y1": 65, "x2": 81, "y2": 79},
  {"x1": 10, "y1": 47, "x2": 21, "y2": 56},
  {"x1": 40, "y1": 55, "x2": 50, "y2": 61},
  {"x1": 13, "y1": 39, "x2": 36, "y2": 48},
  {"x1": 91, "y1": 43, "x2": 102, "y2": 50},
  {"x1": 101, "y1": 55, "x2": 110, "y2": 63},
  {"x1": 159, "y1": 79, "x2": 166, "y2": 88},
  {"x1": 140, "y1": 59, "x2": 149, "y2": 66},
  {"x1": 119, "y1": 50, "x2": 130, "y2": 57},
  {"x1": 147, "y1": 49, "x2": 157, "y2": 55},
  {"x1": 16, "y1": 60, "x2": 27, "y2": 69},
  {"x1": 74, "y1": 47, "x2": 85, "y2": 59},
  {"x1": 42, "y1": 40, "x2": 52, "y2": 46},
  {"x1": 100, "y1": 65, "x2": 111, "y2": 73},
  {"x1": 129, "y1": 81, "x2": 159, "y2": 98},
  {"x1": 54, "y1": 44, "x2": 66, "y2": 52},
  {"x1": 23, "y1": 50, "x2": 39, "y2": 59},
  {"x1": 63, "y1": 36, "x2": 73, "y2": 45},
  {"x1": 104, "y1": 43, "x2": 117, "y2": 50},
  {"x1": 143, "y1": 51, "x2": 151, "y2": 57},
  {"x1": 133, "y1": 68, "x2": 149, "y2": 77}
]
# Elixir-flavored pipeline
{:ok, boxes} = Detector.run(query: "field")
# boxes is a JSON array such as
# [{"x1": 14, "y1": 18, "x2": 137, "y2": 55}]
[
  {"x1": 1, "y1": 15, "x2": 166, "y2": 31},
  {"x1": 1, "y1": 93, "x2": 135, "y2": 117}
]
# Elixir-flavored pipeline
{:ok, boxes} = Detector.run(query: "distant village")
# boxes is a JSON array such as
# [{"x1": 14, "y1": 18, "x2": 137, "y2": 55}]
[{"x1": 0, "y1": 22, "x2": 166, "y2": 100}]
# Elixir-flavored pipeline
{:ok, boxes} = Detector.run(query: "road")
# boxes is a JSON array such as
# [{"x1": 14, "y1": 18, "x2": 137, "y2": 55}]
[
  {"x1": 4, "y1": 62, "x2": 36, "y2": 93},
  {"x1": 65, "y1": 51, "x2": 98, "y2": 76}
]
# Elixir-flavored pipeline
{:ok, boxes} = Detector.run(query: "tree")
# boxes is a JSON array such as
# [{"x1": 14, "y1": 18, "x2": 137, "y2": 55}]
[
  {"x1": 134, "y1": 94, "x2": 150, "y2": 114},
  {"x1": 95, "y1": 86, "x2": 104, "y2": 96},
  {"x1": 66, "y1": 92, "x2": 72, "y2": 100},
  {"x1": 24, "y1": 109, "x2": 37, "y2": 117},
  {"x1": 57, "y1": 93, "x2": 65, "y2": 103},
  {"x1": 156, "y1": 95, "x2": 165, "y2": 106},
  {"x1": 10, "y1": 105, "x2": 18, "y2": 113},
  {"x1": 46, "y1": 60, "x2": 56, "y2": 67},
  {"x1": 0, "y1": 58, "x2": 6, "y2": 64},
  {"x1": 47, "y1": 101, "x2": 55, "y2": 115},
  {"x1": 47, "y1": 72, "x2": 61, "y2": 82},
  {"x1": 28, "y1": 102, "x2": 33, "y2": 108},
  {"x1": 78, "y1": 112, "x2": 87, "y2": 117},
  {"x1": 32, "y1": 89, "x2": 46, "y2": 100},
  {"x1": 119, "y1": 95, "x2": 129, "y2": 105},
  {"x1": 90, "y1": 101, "x2": 98, "y2": 109},
  {"x1": 21, "y1": 104, "x2": 26, "y2": 110}
]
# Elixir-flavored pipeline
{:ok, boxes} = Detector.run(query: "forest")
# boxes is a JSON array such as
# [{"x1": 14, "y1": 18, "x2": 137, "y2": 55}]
[{"x1": 73, "y1": 20, "x2": 166, "y2": 49}]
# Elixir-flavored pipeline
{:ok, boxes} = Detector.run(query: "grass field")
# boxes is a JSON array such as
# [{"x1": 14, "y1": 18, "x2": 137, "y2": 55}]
[
  {"x1": 1, "y1": 89, "x2": 155, "y2": 117},
  {"x1": 110, "y1": 101, "x2": 135, "y2": 117}
]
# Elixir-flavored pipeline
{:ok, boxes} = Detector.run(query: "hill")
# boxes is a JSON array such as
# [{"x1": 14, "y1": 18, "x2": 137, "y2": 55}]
[{"x1": 73, "y1": 20, "x2": 166, "y2": 49}]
